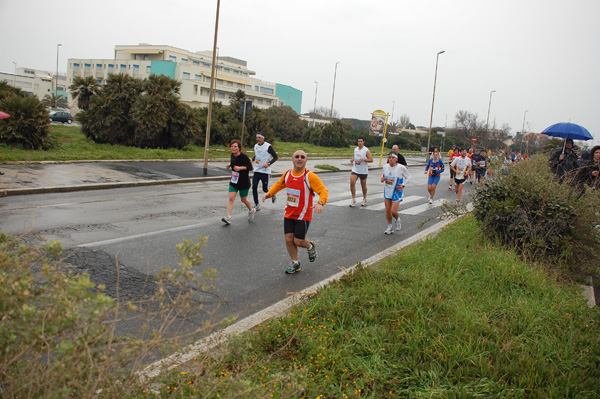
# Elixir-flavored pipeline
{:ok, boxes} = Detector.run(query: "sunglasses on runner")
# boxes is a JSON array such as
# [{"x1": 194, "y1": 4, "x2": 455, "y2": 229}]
[{"x1": 294, "y1": 155, "x2": 306, "y2": 159}]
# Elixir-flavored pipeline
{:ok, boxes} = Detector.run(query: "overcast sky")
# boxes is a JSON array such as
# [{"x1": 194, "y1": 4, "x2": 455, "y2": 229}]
[{"x1": 2, "y1": 0, "x2": 599, "y2": 146}]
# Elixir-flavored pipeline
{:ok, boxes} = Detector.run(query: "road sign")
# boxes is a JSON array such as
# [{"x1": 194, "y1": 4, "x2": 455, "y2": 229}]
[{"x1": 472, "y1": 137, "x2": 477, "y2": 142}]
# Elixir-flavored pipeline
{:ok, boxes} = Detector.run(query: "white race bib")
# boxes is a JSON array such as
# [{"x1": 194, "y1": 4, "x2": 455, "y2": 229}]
[
  {"x1": 286, "y1": 188, "x2": 300, "y2": 207},
  {"x1": 230, "y1": 171, "x2": 239, "y2": 184}
]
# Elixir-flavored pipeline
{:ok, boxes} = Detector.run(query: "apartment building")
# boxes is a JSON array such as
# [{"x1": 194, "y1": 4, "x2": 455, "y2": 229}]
[{"x1": 67, "y1": 44, "x2": 302, "y2": 113}]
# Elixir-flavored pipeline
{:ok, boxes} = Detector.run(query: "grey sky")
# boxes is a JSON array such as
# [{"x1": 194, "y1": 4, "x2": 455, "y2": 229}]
[{"x1": 2, "y1": 0, "x2": 599, "y2": 146}]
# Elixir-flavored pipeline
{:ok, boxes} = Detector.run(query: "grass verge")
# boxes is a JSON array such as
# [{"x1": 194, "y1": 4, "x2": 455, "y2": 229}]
[
  {"x1": 149, "y1": 216, "x2": 600, "y2": 398},
  {"x1": 0, "y1": 126, "x2": 420, "y2": 162}
]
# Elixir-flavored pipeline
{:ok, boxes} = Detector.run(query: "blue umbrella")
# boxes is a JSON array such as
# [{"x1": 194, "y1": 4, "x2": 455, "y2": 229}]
[
  {"x1": 541, "y1": 122, "x2": 593, "y2": 141},
  {"x1": 541, "y1": 122, "x2": 593, "y2": 153}
]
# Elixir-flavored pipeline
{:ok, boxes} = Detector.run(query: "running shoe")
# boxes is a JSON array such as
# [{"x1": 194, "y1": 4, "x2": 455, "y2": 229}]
[
  {"x1": 429, "y1": 198, "x2": 433, "y2": 204},
  {"x1": 254, "y1": 204, "x2": 261, "y2": 212},
  {"x1": 349, "y1": 199, "x2": 357, "y2": 207},
  {"x1": 221, "y1": 216, "x2": 231, "y2": 225},
  {"x1": 361, "y1": 198, "x2": 367, "y2": 207},
  {"x1": 272, "y1": 194, "x2": 277, "y2": 203},
  {"x1": 285, "y1": 262, "x2": 301, "y2": 274},
  {"x1": 307, "y1": 241, "x2": 317, "y2": 262},
  {"x1": 384, "y1": 226, "x2": 394, "y2": 235},
  {"x1": 248, "y1": 208, "x2": 256, "y2": 221},
  {"x1": 395, "y1": 218, "x2": 402, "y2": 231},
  {"x1": 448, "y1": 186, "x2": 452, "y2": 190}
]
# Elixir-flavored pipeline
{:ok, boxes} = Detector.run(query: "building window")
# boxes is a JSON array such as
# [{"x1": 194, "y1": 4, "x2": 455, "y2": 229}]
[
  {"x1": 183, "y1": 72, "x2": 191, "y2": 79},
  {"x1": 192, "y1": 60, "x2": 200, "y2": 66},
  {"x1": 181, "y1": 58, "x2": 188, "y2": 63},
  {"x1": 217, "y1": 92, "x2": 225, "y2": 99},
  {"x1": 260, "y1": 87, "x2": 274, "y2": 95},
  {"x1": 203, "y1": 63, "x2": 210, "y2": 67},
  {"x1": 120, "y1": 64, "x2": 127, "y2": 69},
  {"x1": 194, "y1": 85, "x2": 198, "y2": 95},
  {"x1": 267, "y1": 100, "x2": 272, "y2": 106},
  {"x1": 224, "y1": 67, "x2": 230, "y2": 72},
  {"x1": 258, "y1": 99, "x2": 264, "y2": 104},
  {"x1": 169, "y1": 55, "x2": 176, "y2": 61},
  {"x1": 146, "y1": 65, "x2": 151, "y2": 74},
  {"x1": 217, "y1": 79, "x2": 224, "y2": 85}
]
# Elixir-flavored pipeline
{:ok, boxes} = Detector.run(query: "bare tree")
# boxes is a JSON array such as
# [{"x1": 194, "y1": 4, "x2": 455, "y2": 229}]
[
  {"x1": 311, "y1": 105, "x2": 341, "y2": 119},
  {"x1": 399, "y1": 114, "x2": 410, "y2": 129}
]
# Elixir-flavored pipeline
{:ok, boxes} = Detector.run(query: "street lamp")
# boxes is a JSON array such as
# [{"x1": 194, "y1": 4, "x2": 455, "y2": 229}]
[
  {"x1": 520, "y1": 110, "x2": 528, "y2": 153},
  {"x1": 485, "y1": 90, "x2": 496, "y2": 131},
  {"x1": 391, "y1": 101, "x2": 395, "y2": 125},
  {"x1": 12, "y1": 62, "x2": 17, "y2": 87},
  {"x1": 55, "y1": 44, "x2": 62, "y2": 96},
  {"x1": 203, "y1": 0, "x2": 221, "y2": 176},
  {"x1": 426, "y1": 50, "x2": 445, "y2": 160},
  {"x1": 330, "y1": 62, "x2": 339, "y2": 119},
  {"x1": 312, "y1": 81, "x2": 318, "y2": 127}
]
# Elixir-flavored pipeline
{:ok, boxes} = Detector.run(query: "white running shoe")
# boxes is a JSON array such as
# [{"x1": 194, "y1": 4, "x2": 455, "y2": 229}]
[
  {"x1": 384, "y1": 225, "x2": 394, "y2": 235},
  {"x1": 395, "y1": 218, "x2": 402, "y2": 231},
  {"x1": 221, "y1": 216, "x2": 231, "y2": 225},
  {"x1": 349, "y1": 199, "x2": 357, "y2": 207},
  {"x1": 429, "y1": 198, "x2": 433, "y2": 204},
  {"x1": 248, "y1": 208, "x2": 256, "y2": 221},
  {"x1": 361, "y1": 198, "x2": 367, "y2": 207},
  {"x1": 255, "y1": 204, "x2": 261, "y2": 212}
]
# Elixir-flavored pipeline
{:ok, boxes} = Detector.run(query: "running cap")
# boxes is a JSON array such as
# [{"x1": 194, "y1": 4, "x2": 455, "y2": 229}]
[
  {"x1": 388, "y1": 153, "x2": 398, "y2": 158},
  {"x1": 256, "y1": 133, "x2": 265, "y2": 139}
]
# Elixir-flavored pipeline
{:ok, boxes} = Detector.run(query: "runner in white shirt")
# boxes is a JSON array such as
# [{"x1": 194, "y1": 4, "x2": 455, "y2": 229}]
[
  {"x1": 349, "y1": 137, "x2": 374, "y2": 207},
  {"x1": 450, "y1": 148, "x2": 472, "y2": 205},
  {"x1": 381, "y1": 153, "x2": 411, "y2": 234}
]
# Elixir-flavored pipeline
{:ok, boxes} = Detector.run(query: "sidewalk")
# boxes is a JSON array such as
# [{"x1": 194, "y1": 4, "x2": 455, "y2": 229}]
[{"x1": 0, "y1": 155, "x2": 426, "y2": 197}]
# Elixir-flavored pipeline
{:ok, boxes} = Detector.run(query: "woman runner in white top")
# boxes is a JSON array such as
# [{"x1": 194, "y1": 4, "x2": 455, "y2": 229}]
[{"x1": 381, "y1": 153, "x2": 410, "y2": 234}]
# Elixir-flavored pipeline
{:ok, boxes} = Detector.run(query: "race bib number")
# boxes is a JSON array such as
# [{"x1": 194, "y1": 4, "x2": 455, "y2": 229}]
[
  {"x1": 457, "y1": 167, "x2": 467, "y2": 179},
  {"x1": 354, "y1": 157, "x2": 362, "y2": 165},
  {"x1": 255, "y1": 156, "x2": 263, "y2": 164},
  {"x1": 286, "y1": 188, "x2": 300, "y2": 207},
  {"x1": 384, "y1": 176, "x2": 395, "y2": 186},
  {"x1": 230, "y1": 171, "x2": 239, "y2": 184},
  {"x1": 480, "y1": 161, "x2": 486, "y2": 167}
]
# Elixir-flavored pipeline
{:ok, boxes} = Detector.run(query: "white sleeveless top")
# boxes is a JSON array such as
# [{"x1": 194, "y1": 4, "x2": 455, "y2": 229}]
[
  {"x1": 352, "y1": 146, "x2": 369, "y2": 175},
  {"x1": 254, "y1": 142, "x2": 273, "y2": 174}
]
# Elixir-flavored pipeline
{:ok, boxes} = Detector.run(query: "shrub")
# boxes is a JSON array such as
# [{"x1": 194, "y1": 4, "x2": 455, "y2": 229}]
[
  {"x1": 0, "y1": 83, "x2": 55, "y2": 150},
  {"x1": 0, "y1": 233, "x2": 216, "y2": 398},
  {"x1": 472, "y1": 156, "x2": 600, "y2": 279}
]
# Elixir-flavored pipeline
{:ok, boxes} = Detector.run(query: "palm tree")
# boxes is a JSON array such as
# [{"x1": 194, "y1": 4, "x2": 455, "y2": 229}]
[
  {"x1": 41, "y1": 93, "x2": 68, "y2": 109},
  {"x1": 69, "y1": 76, "x2": 100, "y2": 111}
]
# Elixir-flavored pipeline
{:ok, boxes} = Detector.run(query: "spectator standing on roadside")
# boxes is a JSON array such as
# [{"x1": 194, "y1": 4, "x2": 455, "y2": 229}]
[
  {"x1": 252, "y1": 133, "x2": 279, "y2": 211},
  {"x1": 549, "y1": 138, "x2": 579, "y2": 183},
  {"x1": 349, "y1": 137, "x2": 373, "y2": 207},
  {"x1": 222, "y1": 139, "x2": 255, "y2": 225},
  {"x1": 263, "y1": 150, "x2": 329, "y2": 274},
  {"x1": 424, "y1": 148, "x2": 444, "y2": 204},
  {"x1": 388, "y1": 144, "x2": 408, "y2": 167},
  {"x1": 575, "y1": 145, "x2": 600, "y2": 191}
]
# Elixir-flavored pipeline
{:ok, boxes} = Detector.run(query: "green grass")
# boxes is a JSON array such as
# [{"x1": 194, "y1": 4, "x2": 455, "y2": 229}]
[
  {"x1": 314, "y1": 164, "x2": 341, "y2": 172},
  {"x1": 149, "y1": 216, "x2": 600, "y2": 398},
  {"x1": 0, "y1": 126, "x2": 420, "y2": 162}
]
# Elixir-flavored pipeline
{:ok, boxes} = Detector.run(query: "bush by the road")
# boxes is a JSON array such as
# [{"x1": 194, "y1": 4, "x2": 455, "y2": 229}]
[
  {"x1": 473, "y1": 156, "x2": 600, "y2": 280},
  {"x1": 0, "y1": 82, "x2": 55, "y2": 150},
  {"x1": 0, "y1": 233, "x2": 216, "y2": 399}
]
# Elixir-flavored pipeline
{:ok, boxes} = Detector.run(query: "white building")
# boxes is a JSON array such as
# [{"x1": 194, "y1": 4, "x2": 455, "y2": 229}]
[
  {"x1": 0, "y1": 67, "x2": 67, "y2": 101},
  {"x1": 67, "y1": 44, "x2": 286, "y2": 112}
]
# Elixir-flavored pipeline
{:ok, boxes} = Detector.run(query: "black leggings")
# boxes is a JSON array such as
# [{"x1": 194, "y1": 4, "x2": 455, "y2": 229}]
[{"x1": 252, "y1": 172, "x2": 270, "y2": 205}]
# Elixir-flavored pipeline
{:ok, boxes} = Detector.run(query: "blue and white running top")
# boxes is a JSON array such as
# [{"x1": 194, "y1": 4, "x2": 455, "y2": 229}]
[{"x1": 382, "y1": 163, "x2": 411, "y2": 202}]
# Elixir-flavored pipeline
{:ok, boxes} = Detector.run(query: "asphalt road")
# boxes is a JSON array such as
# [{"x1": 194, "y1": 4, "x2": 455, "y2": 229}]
[{"x1": 0, "y1": 170, "x2": 474, "y2": 336}]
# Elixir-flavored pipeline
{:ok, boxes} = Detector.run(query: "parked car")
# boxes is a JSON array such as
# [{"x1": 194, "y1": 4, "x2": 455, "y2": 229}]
[{"x1": 49, "y1": 111, "x2": 73, "y2": 124}]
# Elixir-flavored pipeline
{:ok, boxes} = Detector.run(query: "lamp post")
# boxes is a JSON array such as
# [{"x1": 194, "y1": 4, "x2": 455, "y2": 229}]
[
  {"x1": 485, "y1": 90, "x2": 496, "y2": 131},
  {"x1": 520, "y1": 110, "x2": 528, "y2": 153},
  {"x1": 330, "y1": 62, "x2": 339, "y2": 119},
  {"x1": 12, "y1": 62, "x2": 17, "y2": 87},
  {"x1": 203, "y1": 0, "x2": 221, "y2": 176},
  {"x1": 426, "y1": 50, "x2": 445, "y2": 160},
  {"x1": 312, "y1": 81, "x2": 318, "y2": 127},
  {"x1": 55, "y1": 44, "x2": 62, "y2": 96},
  {"x1": 391, "y1": 101, "x2": 395, "y2": 125}
]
